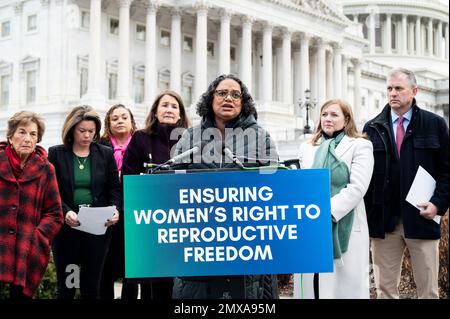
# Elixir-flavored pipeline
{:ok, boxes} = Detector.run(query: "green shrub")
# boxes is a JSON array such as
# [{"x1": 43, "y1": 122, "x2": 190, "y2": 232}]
[
  {"x1": 0, "y1": 254, "x2": 57, "y2": 299},
  {"x1": 0, "y1": 282, "x2": 9, "y2": 299},
  {"x1": 34, "y1": 253, "x2": 57, "y2": 299}
]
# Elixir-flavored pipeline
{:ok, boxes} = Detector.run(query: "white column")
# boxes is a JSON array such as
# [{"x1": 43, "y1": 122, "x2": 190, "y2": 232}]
[
  {"x1": 218, "y1": 9, "x2": 231, "y2": 75},
  {"x1": 11, "y1": 2, "x2": 23, "y2": 108},
  {"x1": 415, "y1": 16, "x2": 422, "y2": 55},
  {"x1": 144, "y1": 1, "x2": 158, "y2": 105},
  {"x1": 342, "y1": 55, "x2": 348, "y2": 101},
  {"x1": 256, "y1": 39, "x2": 264, "y2": 100},
  {"x1": 38, "y1": 0, "x2": 49, "y2": 103},
  {"x1": 310, "y1": 47, "x2": 318, "y2": 103},
  {"x1": 117, "y1": 0, "x2": 132, "y2": 102},
  {"x1": 309, "y1": 46, "x2": 318, "y2": 127},
  {"x1": 293, "y1": 50, "x2": 301, "y2": 113},
  {"x1": 326, "y1": 50, "x2": 333, "y2": 98},
  {"x1": 368, "y1": 12, "x2": 375, "y2": 54},
  {"x1": 48, "y1": 0, "x2": 64, "y2": 102},
  {"x1": 433, "y1": 22, "x2": 438, "y2": 57},
  {"x1": 333, "y1": 44, "x2": 342, "y2": 97},
  {"x1": 437, "y1": 21, "x2": 443, "y2": 59},
  {"x1": 428, "y1": 18, "x2": 433, "y2": 56},
  {"x1": 385, "y1": 14, "x2": 392, "y2": 54},
  {"x1": 282, "y1": 29, "x2": 292, "y2": 104},
  {"x1": 367, "y1": 89, "x2": 373, "y2": 122},
  {"x1": 299, "y1": 34, "x2": 310, "y2": 101},
  {"x1": 86, "y1": 0, "x2": 102, "y2": 98},
  {"x1": 317, "y1": 39, "x2": 326, "y2": 106},
  {"x1": 275, "y1": 47, "x2": 282, "y2": 101},
  {"x1": 240, "y1": 16, "x2": 253, "y2": 93},
  {"x1": 170, "y1": 8, "x2": 181, "y2": 93},
  {"x1": 408, "y1": 21, "x2": 414, "y2": 54},
  {"x1": 353, "y1": 15, "x2": 358, "y2": 23},
  {"x1": 262, "y1": 23, "x2": 273, "y2": 103},
  {"x1": 353, "y1": 59, "x2": 362, "y2": 123},
  {"x1": 445, "y1": 23, "x2": 449, "y2": 60},
  {"x1": 422, "y1": 23, "x2": 427, "y2": 56},
  {"x1": 194, "y1": 5, "x2": 208, "y2": 100},
  {"x1": 401, "y1": 15, "x2": 407, "y2": 55}
]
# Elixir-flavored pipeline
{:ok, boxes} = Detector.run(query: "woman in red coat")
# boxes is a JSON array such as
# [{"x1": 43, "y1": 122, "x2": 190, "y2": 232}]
[{"x1": 0, "y1": 111, "x2": 63, "y2": 299}]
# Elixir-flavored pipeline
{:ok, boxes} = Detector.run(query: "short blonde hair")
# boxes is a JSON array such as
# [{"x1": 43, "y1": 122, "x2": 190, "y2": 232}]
[
  {"x1": 7, "y1": 111, "x2": 45, "y2": 143},
  {"x1": 310, "y1": 99, "x2": 367, "y2": 145},
  {"x1": 61, "y1": 105, "x2": 101, "y2": 148}
]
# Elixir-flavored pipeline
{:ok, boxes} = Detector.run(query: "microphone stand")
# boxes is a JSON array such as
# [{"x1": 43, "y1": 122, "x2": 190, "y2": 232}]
[{"x1": 143, "y1": 162, "x2": 170, "y2": 174}]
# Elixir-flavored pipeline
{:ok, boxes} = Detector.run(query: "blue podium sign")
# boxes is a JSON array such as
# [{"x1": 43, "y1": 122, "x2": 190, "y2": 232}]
[{"x1": 123, "y1": 169, "x2": 333, "y2": 278}]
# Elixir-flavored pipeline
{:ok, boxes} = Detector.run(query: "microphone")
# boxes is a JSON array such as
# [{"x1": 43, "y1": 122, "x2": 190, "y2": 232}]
[
  {"x1": 166, "y1": 143, "x2": 202, "y2": 165},
  {"x1": 143, "y1": 154, "x2": 154, "y2": 169},
  {"x1": 227, "y1": 154, "x2": 280, "y2": 166},
  {"x1": 223, "y1": 147, "x2": 245, "y2": 169},
  {"x1": 280, "y1": 158, "x2": 300, "y2": 169}
]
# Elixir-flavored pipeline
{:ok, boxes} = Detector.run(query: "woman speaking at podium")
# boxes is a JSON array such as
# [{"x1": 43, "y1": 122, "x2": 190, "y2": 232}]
[{"x1": 172, "y1": 74, "x2": 279, "y2": 299}]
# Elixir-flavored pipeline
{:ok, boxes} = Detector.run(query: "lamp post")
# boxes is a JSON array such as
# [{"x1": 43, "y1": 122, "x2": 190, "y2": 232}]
[{"x1": 298, "y1": 88, "x2": 316, "y2": 134}]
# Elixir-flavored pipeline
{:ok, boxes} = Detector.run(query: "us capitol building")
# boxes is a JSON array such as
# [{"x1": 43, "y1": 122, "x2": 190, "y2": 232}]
[{"x1": 0, "y1": 0, "x2": 448, "y2": 159}]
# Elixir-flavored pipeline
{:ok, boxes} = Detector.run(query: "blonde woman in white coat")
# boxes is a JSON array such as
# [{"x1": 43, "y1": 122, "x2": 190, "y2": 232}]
[{"x1": 298, "y1": 99, "x2": 374, "y2": 299}]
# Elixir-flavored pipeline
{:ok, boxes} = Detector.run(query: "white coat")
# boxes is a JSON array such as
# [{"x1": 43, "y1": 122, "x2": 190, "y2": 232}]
[{"x1": 298, "y1": 135, "x2": 374, "y2": 299}]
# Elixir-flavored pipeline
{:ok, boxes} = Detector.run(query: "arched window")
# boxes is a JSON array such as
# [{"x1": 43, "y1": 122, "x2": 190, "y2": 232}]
[
  {"x1": 133, "y1": 63, "x2": 145, "y2": 103},
  {"x1": 182, "y1": 72, "x2": 194, "y2": 106},
  {"x1": 106, "y1": 59, "x2": 118, "y2": 100},
  {"x1": 77, "y1": 55, "x2": 88, "y2": 98},
  {"x1": 158, "y1": 68, "x2": 170, "y2": 91},
  {"x1": 21, "y1": 55, "x2": 40, "y2": 104},
  {"x1": 0, "y1": 60, "x2": 12, "y2": 107}
]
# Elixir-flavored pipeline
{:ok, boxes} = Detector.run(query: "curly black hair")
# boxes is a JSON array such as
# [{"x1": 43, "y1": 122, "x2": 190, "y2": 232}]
[{"x1": 196, "y1": 74, "x2": 257, "y2": 121}]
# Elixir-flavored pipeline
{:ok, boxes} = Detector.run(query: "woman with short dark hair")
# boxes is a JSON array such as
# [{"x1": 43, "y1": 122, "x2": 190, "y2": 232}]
[{"x1": 0, "y1": 111, "x2": 63, "y2": 299}]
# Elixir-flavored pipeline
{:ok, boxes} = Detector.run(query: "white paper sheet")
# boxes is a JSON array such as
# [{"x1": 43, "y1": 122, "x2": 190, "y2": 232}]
[
  {"x1": 405, "y1": 166, "x2": 441, "y2": 224},
  {"x1": 72, "y1": 206, "x2": 116, "y2": 235}
]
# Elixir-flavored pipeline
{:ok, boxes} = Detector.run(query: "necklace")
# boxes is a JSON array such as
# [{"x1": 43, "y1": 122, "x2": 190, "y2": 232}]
[{"x1": 76, "y1": 155, "x2": 88, "y2": 170}]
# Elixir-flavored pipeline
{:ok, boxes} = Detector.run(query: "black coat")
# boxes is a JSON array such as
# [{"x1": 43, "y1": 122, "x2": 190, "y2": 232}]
[
  {"x1": 363, "y1": 100, "x2": 449, "y2": 239},
  {"x1": 48, "y1": 143, "x2": 121, "y2": 214},
  {"x1": 122, "y1": 123, "x2": 181, "y2": 175},
  {"x1": 172, "y1": 113, "x2": 279, "y2": 299},
  {"x1": 174, "y1": 114, "x2": 278, "y2": 169}
]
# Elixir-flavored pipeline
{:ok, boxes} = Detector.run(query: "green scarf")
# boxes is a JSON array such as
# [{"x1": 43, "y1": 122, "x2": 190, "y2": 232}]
[{"x1": 312, "y1": 131, "x2": 354, "y2": 259}]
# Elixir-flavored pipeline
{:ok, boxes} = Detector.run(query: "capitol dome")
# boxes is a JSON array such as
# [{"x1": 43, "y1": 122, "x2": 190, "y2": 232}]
[{"x1": 338, "y1": 0, "x2": 448, "y2": 77}]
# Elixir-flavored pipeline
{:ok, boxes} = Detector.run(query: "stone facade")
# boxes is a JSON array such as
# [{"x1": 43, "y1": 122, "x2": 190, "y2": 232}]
[{"x1": 0, "y1": 0, "x2": 448, "y2": 159}]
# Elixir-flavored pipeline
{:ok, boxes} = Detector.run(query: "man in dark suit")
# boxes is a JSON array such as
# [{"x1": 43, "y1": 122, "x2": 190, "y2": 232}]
[{"x1": 363, "y1": 68, "x2": 449, "y2": 299}]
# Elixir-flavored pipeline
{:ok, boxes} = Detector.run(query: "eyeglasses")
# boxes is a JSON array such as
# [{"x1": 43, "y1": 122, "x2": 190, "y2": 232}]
[{"x1": 214, "y1": 89, "x2": 242, "y2": 101}]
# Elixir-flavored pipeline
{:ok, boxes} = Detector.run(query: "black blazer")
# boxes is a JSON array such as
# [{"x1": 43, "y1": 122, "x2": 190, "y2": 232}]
[
  {"x1": 363, "y1": 100, "x2": 449, "y2": 239},
  {"x1": 48, "y1": 143, "x2": 121, "y2": 216}
]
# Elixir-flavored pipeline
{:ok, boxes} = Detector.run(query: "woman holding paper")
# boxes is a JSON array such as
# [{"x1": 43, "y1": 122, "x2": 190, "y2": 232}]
[
  {"x1": 48, "y1": 105, "x2": 121, "y2": 299},
  {"x1": 0, "y1": 111, "x2": 63, "y2": 299},
  {"x1": 298, "y1": 99, "x2": 374, "y2": 299},
  {"x1": 121, "y1": 90, "x2": 190, "y2": 300}
]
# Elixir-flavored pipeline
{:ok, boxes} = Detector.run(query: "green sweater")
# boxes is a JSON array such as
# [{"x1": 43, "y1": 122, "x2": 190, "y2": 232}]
[{"x1": 73, "y1": 154, "x2": 93, "y2": 207}]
